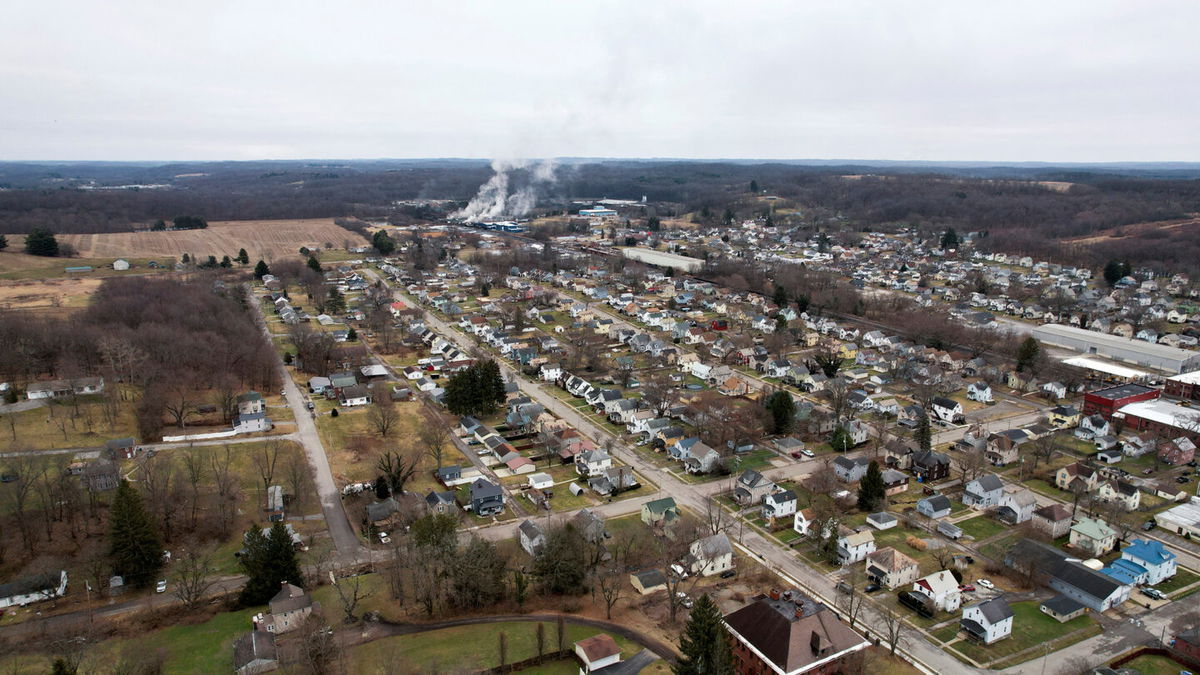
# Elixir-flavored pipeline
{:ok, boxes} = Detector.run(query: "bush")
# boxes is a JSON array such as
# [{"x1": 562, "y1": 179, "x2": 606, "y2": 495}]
[{"x1": 905, "y1": 535, "x2": 928, "y2": 551}]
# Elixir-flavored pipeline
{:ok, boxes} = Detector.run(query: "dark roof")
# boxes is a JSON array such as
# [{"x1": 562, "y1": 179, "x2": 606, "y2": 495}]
[
  {"x1": 1008, "y1": 539, "x2": 1124, "y2": 601},
  {"x1": 723, "y1": 592, "x2": 868, "y2": 673},
  {"x1": 971, "y1": 473, "x2": 1004, "y2": 492},
  {"x1": 268, "y1": 582, "x2": 312, "y2": 614},
  {"x1": 0, "y1": 571, "x2": 61, "y2": 600},
  {"x1": 921, "y1": 495, "x2": 952, "y2": 512},
  {"x1": 105, "y1": 437, "x2": 135, "y2": 449},
  {"x1": 233, "y1": 631, "x2": 277, "y2": 669},
  {"x1": 1040, "y1": 595, "x2": 1084, "y2": 616},
  {"x1": 366, "y1": 497, "x2": 400, "y2": 523},
  {"x1": 973, "y1": 597, "x2": 1013, "y2": 623},
  {"x1": 1087, "y1": 383, "x2": 1156, "y2": 401},
  {"x1": 633, "y1": 569, "x2": 667, "y2": 588},
  {"x1": 470, "y1": 478, "x2": 502, "y2": 499},
  {"x1": 1035, "y1": 504, "x2": 1072, "y2": 522}
]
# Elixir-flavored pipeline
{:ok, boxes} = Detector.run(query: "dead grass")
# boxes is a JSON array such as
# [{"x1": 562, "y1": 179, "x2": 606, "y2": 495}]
[
  {"x1": 57, "y1": 218, "x2": 369, "y2": 261},
  {"x1": 1065, "y1": 214, "x2": 1200, "y2": 245},
  {"x1": 0, "y1": 277, "x2": 102, "y2": 311}
]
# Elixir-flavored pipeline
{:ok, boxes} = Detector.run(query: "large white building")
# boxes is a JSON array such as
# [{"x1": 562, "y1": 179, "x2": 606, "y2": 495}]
[{"x1": 1033, "y1": 324, "x2": 1200, "y2": 374}]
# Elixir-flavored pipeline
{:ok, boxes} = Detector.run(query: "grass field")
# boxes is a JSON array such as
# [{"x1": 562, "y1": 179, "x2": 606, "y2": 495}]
[
  {"x1": 1118, "y1": 653, "x2": 1193, "y2": 675},
  {"x1": 56, "y1": 218, "x2": 370, "y2": 261},
  {"x1": 950, "y1": 601, "x2": 1099, "y2": 665},
  {"x1": 0, "y1": 251, "x2": 177, "y2": 281},
  {"x1": 350, "y1": 620, "x2": 639, "y2": 673},
  {"x1": 956, "y1": 515, "x2": 1007, "y2": 541}
]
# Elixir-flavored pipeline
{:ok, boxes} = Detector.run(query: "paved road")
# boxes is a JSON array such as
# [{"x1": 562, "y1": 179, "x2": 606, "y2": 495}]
[{"x1": 248, "y1": 284, "x2": 364, "y2": 560}]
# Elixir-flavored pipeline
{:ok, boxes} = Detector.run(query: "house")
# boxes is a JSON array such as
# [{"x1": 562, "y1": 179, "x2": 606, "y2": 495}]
[
  {"x1": 930, "y1": 396, "x2": 965, "y2": 424},
  {"x1": 258, "y1": 582, "x2": 316, "y2": 634},
  {"x1": 912, "y1": 570, "x2": 961, "y2": 612},
  {"x1": 1047, "y1": 405, "x2": 1082, "y2": 428},
  {"x1": 984, "y1": 433, "x2": 1021, "y2": 467},
  {"x1": 338, "y1": 384, "x2": 371, "y2": 407},
  {"x1": 25, "y1": 376, "x2": 105, "y2": 400},
  {"x1": 837, "y1": 530, "x2": 876, "y2": 565},
  {"x1": 105, "y1": 437, "x2": 139, "y2": 460},
  {"x1": 960, "y1": 597, "x2": 1013, "y2": 645},
  {"x1": 866, "y1": 547, "x2": 920, "y2": 589},
  {"x1": 469, "y1": 478, "x2": 505, "y2": 516},
  {"x1": 237, "y1": 391, "x2": 266, "y2": 415},
  {"x1": 763, "y1": 490, "x2": 798, "y2": 520},
  {"x1": 688, "y1": 532, "x2": 734, "y2": 576},
  {"x1": 917, "y1": 494, "x2": 952, "y2": 520},
  {"x1": 233, "y1": 631, "x2": 277, "y2": 675},
  {"x1": 734, "y1": 469, "x2": 775, "y2": 505},
  {"x1": 833, "y1": 456, "x2": 871, "y2": 483},
  {"x1": 910, "y1": 450, "x2": 951, "y2": 482},
  {"x1": 234, "y1": 412, "x2": 272, "y2": 434},
  {"x1": 1055, "y1": 462, "x2": 1100, "y2": 493},
  {"x1": 682, "y1": 443, "x2": 721, "y2": 474},
  {"x1": 518, "y1": 519, "x2": 546, "y2": 556},
  {"x1": 527, "y1": 472, "x2": 553, "y2": 491},
  {"x1": 995, "y1": 486, "x2": 1037, "y2": 524},
  {"x1": 1119, "y1": 538, "x2": 1177, "y2": 585},
  {"x1": 575, "y1": 449, "x2": 613, "y2": 476},
  {"x1": 1042, "y1": 381, "x2": 1068, "y2": 400},
  {"x1": 630, "y1": 569, "x2": 668, "y2": 595},
  {"x1": 641, "y1": 497, "x2": 680, "y2": 528},
  {"x1": 966, "y1": 381, "x2": 993, "y2": 403},
  {"x1": 723, "y1": 591, "x2": 870, "y2": 675},
  {"x1": 1039, "y1": 595, "x2": 1086, "y2": 623},
  {"x1": 1032, "y1": 504, "x2": 1073, "y2": 539},
  {"x1": 572, "y1": 508, "x2": 609, "y2": 543},
  {"x1": 1005, "y1": 539, "x2": 1130, "y2": 612},
  {"x1": 1069, "y1": 517, "x2": 1117, "y2": 556},
  {"x1": 1157, "y1": 437, "x2": 1197, "y2": 466},
  {"x1": 793, "y1": 508, "x2": 822, "y2": 538},
  {"x1": 574, "y1": 634, "x2": 622, "y2": 673},
  {"x1": 1075, "y1": 414, "x2": 1110, "y2": 441},
  {"x1": 881, "y1": 469, "x2": 909, "y2": 496},
  {"x1": 1097, "y1": 479, "x2": 1141, "y2": 511},
  {"x1": 424, "y1": 490, "x2": 457, "y2": 514},
  {"x1": 0, "y1": 570, "x2": 68, "y2": 609},
  {"x1": 963, "y1": 474, "x2": 1005, "y2": 509}
]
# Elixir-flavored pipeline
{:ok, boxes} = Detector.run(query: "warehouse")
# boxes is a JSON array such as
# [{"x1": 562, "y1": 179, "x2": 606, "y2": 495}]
[
  {"x1": 1032, "y1": 324, "x2": 1200, "y2": 374},
  {"x1": 1112, "y1": 399, "x2": 1200, "y2": 439},
  {"x1": 1082, "y1": 383, "x2": 1160, "y2": 420},
  {"x1": 1165, "y1": 371, "x2": 1200, "y2": 401}
]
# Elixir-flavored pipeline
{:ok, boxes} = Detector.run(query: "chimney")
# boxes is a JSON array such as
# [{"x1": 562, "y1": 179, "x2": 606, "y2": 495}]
[
  {"x1": 769, "y1": 588, "x2": 781, "y2": 600},
  {"x1": 795, "y1": 607, "x2": 804, "y2": 619}
]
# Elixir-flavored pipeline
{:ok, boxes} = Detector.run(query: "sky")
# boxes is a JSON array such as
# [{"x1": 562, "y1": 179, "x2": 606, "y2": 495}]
[{"x1": 2, "y1": 1, "x2": 1198, "y2": 162}]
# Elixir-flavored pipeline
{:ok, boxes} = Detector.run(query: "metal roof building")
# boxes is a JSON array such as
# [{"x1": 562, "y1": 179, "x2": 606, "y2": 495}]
[{"x1": 1032, "y1": 324, "x2": 1200, "y2": 374}]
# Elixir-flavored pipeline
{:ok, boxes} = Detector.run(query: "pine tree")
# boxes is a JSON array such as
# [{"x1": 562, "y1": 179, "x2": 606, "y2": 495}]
[
  {"x1": 326, "y1": 287, "x2": 346, "y2": 314},
  {"x1": 307, "y1": 256, "x2": 322, "y2": 274},
  {"x1": 749, "y1": 179, "x2": 759, "y2": 193},
  {"x1": 239, "y1": 521, "x2": 304, "y2": 606},
  {"x1": 254, "y1": 260, "x2": 270, "y2": 279},
  {"x1": 674, "y1": 594, "x2": 733, "y2": 675},
  {"x1": 940, "y1": 228, "x2": 959, "y2": 249},
  {"x1": 765, "y1": 391, "x2": 795, "y2": 435},
  {"x1": 915, "y1": 411, "x2": 932, "y2": 453},
  {"x1": 346, "y1": 327, "x2": 357, "y2": 341},
  {"x1": 181, "y1": 253, "x2": 191, "y2": 264},
  {"x1": 24, "y1": 228, "x2": 59, "y2": 257},
  {"x1": 220, "y1": 255, "x2": 232, "y2": 268},
  {"x1": 237, "y1": 248, "x2": 250, "y2": 264},
  {"x1": 109, "y1": 480, "x2": 164, "y2": 588},
  {"x1": 1016, "y1": 337, "x2": 1041, "y2": 373},
  {"x1": 373, "y1": 230, "x2": 397, "y2": 255},
  {"x1": 1103, "y1": 259, "x2": 1124, "y2": 287},
  {"x1": 857, "y1": 460, "x2": 885, "y2": 511},
  {"x1": 0, "y1": 233, "x2": 7, "y2": 250},
  {"x1": 773, "y1": 285, "x2": 788, "y2": 308},
  {"x1": 374, "y1": 475, "x2": 391, "y2": 499},
  {"x1": 830, "y1": 426, "x2": 852, "y2": 452}
]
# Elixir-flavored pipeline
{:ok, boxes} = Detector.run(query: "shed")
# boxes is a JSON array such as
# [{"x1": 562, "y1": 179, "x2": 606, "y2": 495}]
[{"x1": 630, "y1": 569, "x2": 668, "y2": 595}]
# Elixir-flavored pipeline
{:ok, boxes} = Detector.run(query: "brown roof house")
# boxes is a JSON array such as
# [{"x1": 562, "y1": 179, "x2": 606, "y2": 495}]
[
  {"x1": 574, "y1": 633, "x2": 622, "y2": 673},
  {"x1": 255, "y1": 582, "x2": 317, "y2": 634},
  {"x1": 1032, "y1": 504, "x2": 1073, "y2": 540},
  {"x1": 724, "y1": 590, "x2": 869, "y2": 675},
  {"x1": 865, "y1": 547, "x2": 920, "y2": 590}
]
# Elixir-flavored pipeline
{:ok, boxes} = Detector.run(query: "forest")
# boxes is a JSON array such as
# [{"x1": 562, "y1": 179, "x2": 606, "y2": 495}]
[{"x1": 2, "y1": 159, "x2": 1199, "y2": 271}]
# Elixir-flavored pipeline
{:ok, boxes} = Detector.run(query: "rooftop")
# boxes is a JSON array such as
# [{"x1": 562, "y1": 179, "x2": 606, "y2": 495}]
[
  {"x1": 1113, "y1": 399, "x2": 1200, "y2": 428},
  {"x1": 1087, "y1": 383, "x2": 1159, "y2": 401}
]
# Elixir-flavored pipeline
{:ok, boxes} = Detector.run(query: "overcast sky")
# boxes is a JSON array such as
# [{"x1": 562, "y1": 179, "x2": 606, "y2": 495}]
[{"x1": 2, "y1": 1, "x2": 1197, "y2": 162}]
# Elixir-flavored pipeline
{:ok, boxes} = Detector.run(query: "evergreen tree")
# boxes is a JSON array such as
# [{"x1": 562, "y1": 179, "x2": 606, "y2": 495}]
[
  {"x1": 531, "y1": 525, "x2": 587, "y2": 595},
  {"x1": 0, "y1": 233, "x2": 7, "y2": 250},
  {"x1": 346, "y1": 327, "x2": 358, "y2": 341},
  {"x1": 940, "y1": 228, "x2": 959, "y2": 249},
  {"x1": 307, "y1": 256, "x2": 323, "y2": 274},
  {"x1": 830, "y1": 426, "x2": 852, "y2": 452},
  {"x1": 220, "y1": 255, "x2": 232, "y2": 268},
  {"x1": 749, "y1": 179, "x2": 759, "y2": 193},
  {"x1": 443, "y1": 360, "x2": 507, "y2": 416},
  {"x1": 181, "y1": 253, "x2": 191, "y2": 264},
  {"x1": 765, "y1": 391, "x2": 795, "y2": 435},
  {"x1": 237, "y1": 248, "x2": 250, "y2": 264},
  {"x1": 239, "y1": 521, "x2": 304, "y2": 606},
  {"x1": 674, "y1": 594, "x2": 733, "y2": 675},
  {"x1": 915, "y1": 411, "x2": 932, "y2": 453},
  {"x1": 857, "y1": 460, "x2": 885, "y2": 511},
  {"x1": 326, "y1": 287, "x2": 346, "y2": 314},
  {"x1": 372, "y1": 230, "x2": 397, "y2": 255},
  {"x1": 1016, "y1": 337, "x2": 1041, "y2": 373},
  {"x1": 773, "y1": 285, "x2": 788, "y2": 308},
  {"x1": 1103, "y1": 259, "x2": 1125, "y2": 286},
  {"x1": 254, "y1": 260, "x2": 270, "y2": 279},
  {"x1": 24, "y1": 228, "x2": 59, "y2": 257},
  {"x1": 374, "y1": 475, "x2": 391, "y2": 499},
  {"x1": 109, "y1": 480, "x2": 164, "y2": 588},
  {"x1": 151, "y1": 219, "x2": 167, "y2": 231}
]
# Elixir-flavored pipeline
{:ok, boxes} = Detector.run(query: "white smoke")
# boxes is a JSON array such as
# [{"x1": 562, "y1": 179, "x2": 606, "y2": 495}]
[{"x1": 453, "y1": 158, "x2": 557, "y2": 223}]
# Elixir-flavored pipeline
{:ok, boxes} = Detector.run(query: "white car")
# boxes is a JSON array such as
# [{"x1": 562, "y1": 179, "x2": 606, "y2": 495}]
[
  {"x1": 800, "y1": 448, "x2": 815, "y2": 458},
  {"x1": 976, "y1": 578, "x2": 995, "y2": 590},
  {"x1": 378, "y1": 532, "x2": 391, "y2": 544},
  {"x1": 155, "y1": 580, "x2": 167, "y2": 593},
  {"x1": 670, "y1": 563, "x2": 689, "y2": 579},
  {"x1": 676, "y1": 592, "x2": 694, "y2": 609}
]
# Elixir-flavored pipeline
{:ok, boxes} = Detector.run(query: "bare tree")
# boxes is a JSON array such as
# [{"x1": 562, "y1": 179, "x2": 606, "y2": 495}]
[
  {"x1": 141, "y1": 455, "x2": 182, "y2": 541},
  {"x1": 417, "y1": 406, "x2": 451, "y2": 469},
  {"x1": 210, "y1": 445, "x2": 240, "y2": 538},
  {"x1": 172, "y1": 544, "x2": 218, "y2": 609},
  {"x1": 834, "y1": 567, "x2": 867, "y2": 629},
  {"x1": 333, "y1": 573, "x2": 376, "y2": 624},
  {"x1": 825, "y1": 377, "x2": 852, "y2": 424},
  {"x1": 298, "y1": 613, "x2": 341, "y2": 675},
  {"x1": 703, "y1": 494, "x2": 728, "y2": 536},
  {"x1": 252, "y1": 441, "x2": 283, "y2": 509},
  {"x1": 162, "y1": 378, "x2": 199, "y2": 428},
  {"x1": 367, "y1": 383, "x2": 400, "y2": 437},
  {"x1": 878, "y1": 606, "x2": 909, "y2": 656},
  {"x1": 181, "y1": 448, "x2": 207, "y2": 532},
  {"x1": 377, "y1": 449, "x2": 420, "y2": 495}
]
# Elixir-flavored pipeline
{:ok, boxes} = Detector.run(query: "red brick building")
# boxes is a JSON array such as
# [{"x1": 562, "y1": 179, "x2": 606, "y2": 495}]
[
  {"x1": 723, "y1": 590, "x2": 869, "y2": 675},
  {"x1": 1166, "y1": 372, "x2": 1200, "y2": 401},
  {"x1": 1083, "y1": 383, "x2": 1160, "y2": 420}
]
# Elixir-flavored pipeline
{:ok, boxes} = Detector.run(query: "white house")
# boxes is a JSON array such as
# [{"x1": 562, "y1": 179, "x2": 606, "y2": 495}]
[
  {"x1": 930, "y1": 397, "x2": 965, "y2": 424},
  {"x1": 0, "y1": 570, "x2": 68, "y2": 609},
  {"x1": 793, "y1": 508, "x2": 821, "y2": 538},
  {"x1": 762, "y1": 490, "x2": 797, "y2": 520},
  {"x1": 966, "y1": 381, "x2": 993, "y2": 403},
  {"x1": 837, "y1": 530, "x2": 877, "y2": 565},
  {"x1": 1119, "y1": 539, "x2": 1177, "y2": 586},
  {"x1": 960, "y1": 597, "x2": 1013, "y2": 645},
  {"x1": 527, "y1": 472, "x2": 554, "y2": 491},
  {"x1": 574, "y1": 634, "x2": 622, "y2": 674},
  {"x1": 233, "y1": 412, "x2": 272, "y2": 434},
  {"x1": 912, "y1": 570, "x2": 961, "y2": 612},
  {"x1": 518, "y1": 520, "x2": 546, "y2": 556},
  {"x1": 688, "y1": 532, "x2": 734, "y2": 576}
]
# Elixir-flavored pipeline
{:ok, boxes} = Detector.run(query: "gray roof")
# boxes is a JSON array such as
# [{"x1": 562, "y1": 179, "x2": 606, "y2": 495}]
[
  {"x1": 518, "y1": 519, "x2": 544, "y2": 540},
  {"x1": 233, "y1": 631, "x2": 277, "y2": 670},
  {"x1": 921, "y1": 495, "x2": 952, "y2": 512},
  {"x1": 268, "y1": 582, "x2": 312, "y2": 614},
  {"x1": 696, "y1": 532, "x2": 733, "y2": 558},
  {"x1": 972, "y1": 596, "x2": 1013, "y2": 623},
  {"x1": 972, "y1": 473, "x2": 1004, "y2": 492},
  {"x1": 1040, "y1": 595, "x2": 1084, "y2": 615},
  {"x1": 470, "y1": 478, "x2": 503, "y2": 499},
  {"x1": 0, "y1": 571, "x2": 61, "y2": 600}
]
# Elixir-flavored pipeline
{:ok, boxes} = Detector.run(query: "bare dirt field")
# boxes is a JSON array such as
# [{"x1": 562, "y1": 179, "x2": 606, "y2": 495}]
[
  {"x1": 0, "y1": 277, "x2": 101, "y2": 311},
  {"x1": 58, "y1": 218, "x2": 369, "y2": 260},
  {"x1": 1065, "y1": 214, "x2": 1199, "y2": 245}
]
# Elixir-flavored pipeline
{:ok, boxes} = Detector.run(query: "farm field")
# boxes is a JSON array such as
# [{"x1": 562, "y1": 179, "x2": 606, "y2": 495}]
[{"x1": 57, "y1": 218, "x2": 369, "y2": 261}]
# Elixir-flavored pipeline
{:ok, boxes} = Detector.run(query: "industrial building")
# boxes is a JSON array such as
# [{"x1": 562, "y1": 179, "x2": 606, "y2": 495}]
[
  {"x1": 1112, "y1": 399, "x2": 1200, "y2": 439},
  {"x1": 1082, "y1": 383, "x2": 1160, "y2": 420},
  {"x1": 1032, "y1": 324, "x2": 1200, "y2": 374},
  {"x1": 1165, "y1": 371, "x2": 1200, "y2": 401}
]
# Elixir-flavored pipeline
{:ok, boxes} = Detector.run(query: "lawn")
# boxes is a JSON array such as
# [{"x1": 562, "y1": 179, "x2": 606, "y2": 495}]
[
  {"x1": 956, "y1": 515, "x2": 1007, "y2": 541},
  {"x1": 1, "y1": 393, "x2": 141, "y2": 451},
  {"x1": 1153, "y1": 567, "x2": 1200, "y2": 595},
  {"x1": 930, "y1": 624, "x2": 960, "y2": 643},
  {"x1": 948, "y1": 601, "x2": 1099, "y2": 666},
  {"x1": 1119, "y1": 653, "x2": 1195, "y2": 675},
  {"x1": 311, "y1": 572, "x2": 403, "y2": 622},
  {"x1": 350, "y1": 621, "x2": 639, "y2": 673}
]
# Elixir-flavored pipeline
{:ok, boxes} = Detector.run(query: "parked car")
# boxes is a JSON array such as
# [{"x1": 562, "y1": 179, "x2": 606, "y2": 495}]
[
  {"x1": 1141, "y1": 587, "x2": 1166, "y2": 600},
  {"x1": 976, "y1": 579, "x2": 995, "y2": 590},
  {"x1": 670, "y1": 563, "x2": 689, "y2": 579},
  {"x1": 864, "y1": 584, "x2": 881, "y2": 594},
  {"x1": 155, "y1": 580, "x2": 167, "y2": 593},
  {"x1": 379, "y1": 532, "x2": 391, "y2": 544},
  {"x1": 790, "y1": 451, "x2": 805, "y2": 459},
  {"x1": 836, "y1": 581, "x2": 853, "y2": 594},
  {"x1": 801, "y1": 448, "x2": 815, "y2": 458},
  {"x1": 959, "y1": 584, "x2": 976, "y2": 592},
  {"x1": 719, "y1": 569, "x2": 737, "y2": 579},
  {"x1": 1176, "y1": 476, "x2": 1190, "y2": 484},
  {"x1": 1142, "y1": 520, "x2": 1158, "y2": 531}
]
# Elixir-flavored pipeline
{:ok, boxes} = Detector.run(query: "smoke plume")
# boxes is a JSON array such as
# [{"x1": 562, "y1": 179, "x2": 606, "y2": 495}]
[{"x1": 453, "y1": 158, "x2": 557, "y2": 222}]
